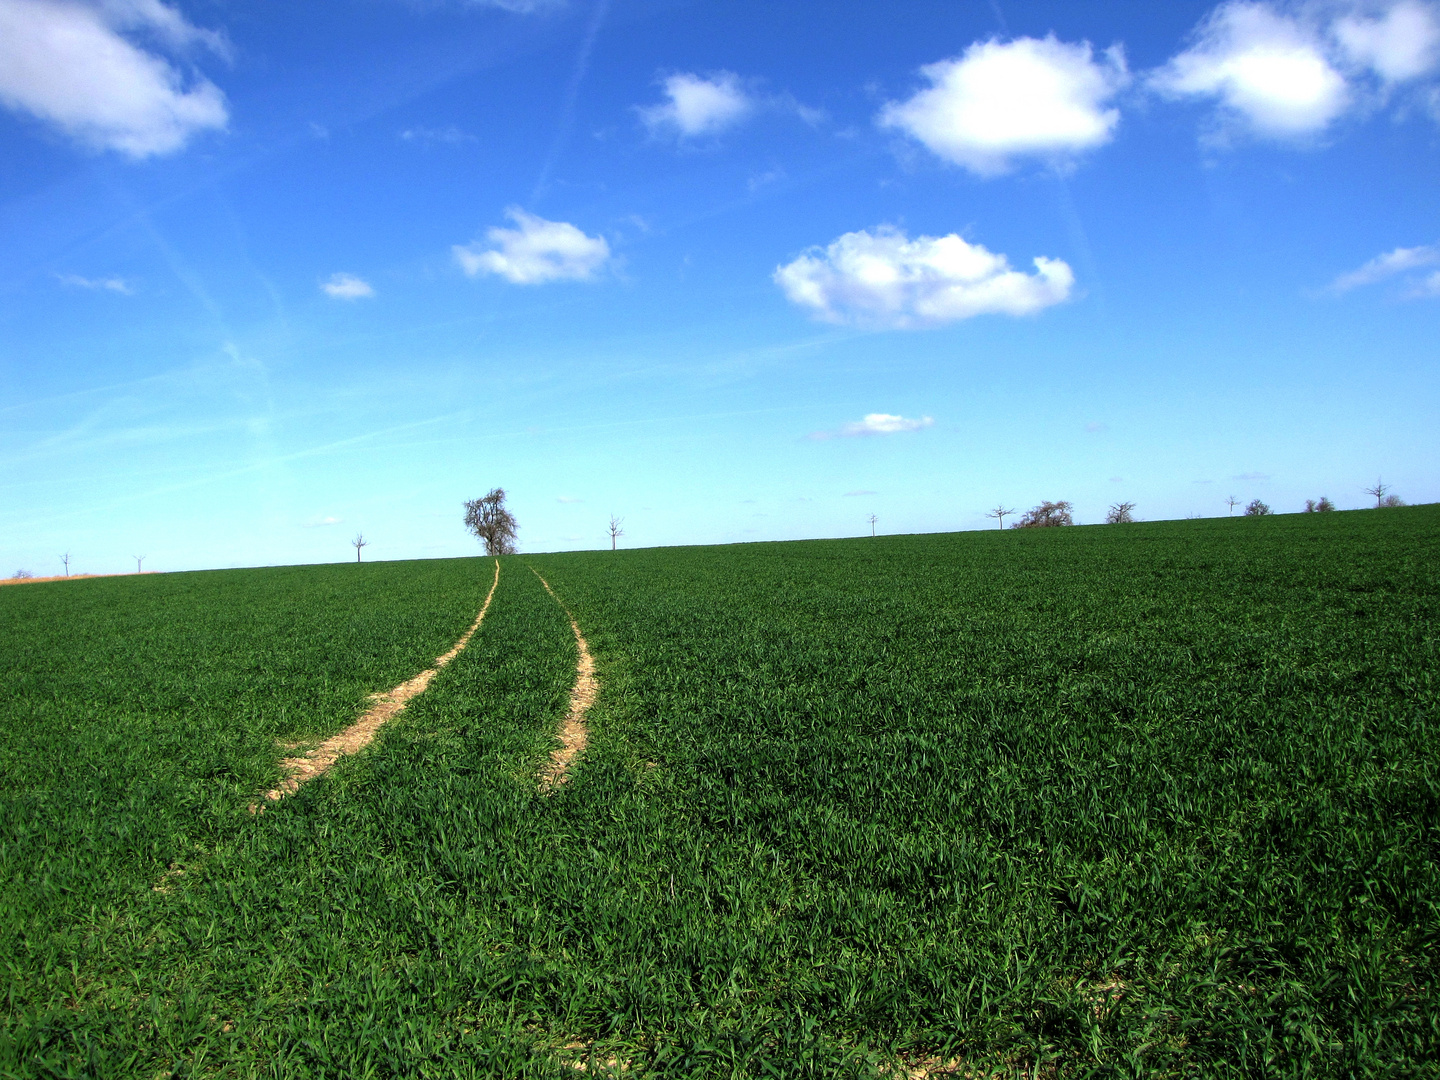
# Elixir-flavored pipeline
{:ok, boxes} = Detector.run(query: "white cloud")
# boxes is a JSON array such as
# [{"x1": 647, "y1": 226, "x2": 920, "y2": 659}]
[
  {"x1": 321, "y1": 272, "x2": 375, "y2": 300},
  {"x1": 1152, "y1": 3, "x2": 1350, "y2": 137},
  {"x1": 1333, "y1": 0, "x2": 1440, "y2": 82},
  {"x1": 1153, "y1": 1, "x2": 1440, "y2": 140},
  {"x1": 97, "y1": 0, "x2": 228, "y2": 54},
  {"x1": 1406, "y1": 269, "x2": 1440, "y2": 296},
  {"x1": 0, "y1": 0, "x2": 228, "y2": 157},
  {"x1": 556, "y1": 495, "x2": 583, "y2": 503},
  {"x1": 774, "y1": 225, "x2": 1074, "y2": 329},
  {"x1": 57, "y1": 272, "x2": 132, "y2": 293},
  {"x1": 811, "y1": 413, "x2": 935, "y2": 440},
  {"x1": 301, "y1": 515, "x2": 342, "y2": 528},
  {"x1": 400, "y1": 125, "x2": 474, "y2": 146},
  {"x1": 639, "y1": 71, "x2": 754, "y2": 138},
  {"x1": 843, "y1": 489, "x2": 879, "y2": 497},
  {"x1": 1328, "y1": 243, "x2": 1440, "y2": 291},
  {"x1": 453, "y1": 208, "x2": 611, "y2": 285},
  {"x1": 467, "y1": 0, "x2": 561, "y2": 10},
  {"x1": 878, "y1": 36, "x2": 1129, "y2": 175}
]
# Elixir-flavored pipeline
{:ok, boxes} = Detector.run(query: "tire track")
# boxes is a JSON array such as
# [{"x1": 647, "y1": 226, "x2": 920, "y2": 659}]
[
  {"x1": 529, "y1": 567, "x2": 596, "y2": 791},
  {"x1": 255, "y1": 559, "x2": 501, "y2": 807}
]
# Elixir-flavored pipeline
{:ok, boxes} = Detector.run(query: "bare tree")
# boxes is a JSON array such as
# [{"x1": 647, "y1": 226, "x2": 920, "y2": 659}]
[
  {"x1": 1381, "y1": 494, "x2": 1406, "y2": 508},
  {"x1": 464, "y1": 489, "x2": 519, "y2": 555},
  {"x1": 1106, "y1": 501, "x2": 1136, "y2": 524},
  {"x1": 986, "y1": 505, "x2": 1015, "y2": 529},
  {"x1": 12, "y1": 569, "x2": 33, "y2": 580},
  {"x1": 351, "y1": 533, "x2": 368, "y2": 562},
  {"x1": 134, "y1": 555, "x2": 146, "y2": 573},
  {"x1": 1304, "y1": 497, "x2": 1335, "y2": 513},
  {"x1": 1012, "y1": 500, "x2": 1074, "y2": 528},
  {"x1": 1226, "y1": 495, "x2": 1240, "y2": 516},
  {"x1": 61, "y1": 552, "x2": 70, "y2": 576},
  {"x1": 608, "y1": 515, "x2": 624, "y2": 550},
  {"x1": 867, "y1": 513, "x2": 878, "y2": 537},
  {"x1": 1363, "y1": 478, "x2": 1390, "y2": 508},
  {"x1": 1244, "y1": 499, "x2": 1271, "y2": 517}
]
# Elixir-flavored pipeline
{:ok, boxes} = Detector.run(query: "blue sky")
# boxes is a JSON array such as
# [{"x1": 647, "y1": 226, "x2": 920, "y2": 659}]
[{"x1": 1, "y1": 0, "x2": 1437, "y2": 573}]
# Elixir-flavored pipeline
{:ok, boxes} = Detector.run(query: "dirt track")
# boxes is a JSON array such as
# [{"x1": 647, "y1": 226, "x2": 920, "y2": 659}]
[
  {"x1": 530, "y1": 568, "x2": 596, "y2": 791},
  {"x1": 257, "y1": 560, "x2": 502, "y2": 805}
]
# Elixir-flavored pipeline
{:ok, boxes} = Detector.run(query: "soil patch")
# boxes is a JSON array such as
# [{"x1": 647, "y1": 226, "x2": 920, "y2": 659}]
[
  {"x1": 531, "y1": 569, "x2": 596, "y2": 791},
  {"x1": 1, "y1": 572, "x2": 157, "y2": 587},
  {"x1": 256, "y1": 560, "x2": 501, "y2": 806}
]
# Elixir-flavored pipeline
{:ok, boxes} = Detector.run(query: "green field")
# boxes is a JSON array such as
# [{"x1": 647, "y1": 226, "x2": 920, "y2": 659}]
[{"x1": 2, "y1": 508, "x2": 1437, "y2": 1077}]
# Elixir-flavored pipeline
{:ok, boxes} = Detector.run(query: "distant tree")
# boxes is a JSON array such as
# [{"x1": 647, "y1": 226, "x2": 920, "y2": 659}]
[
  {"x1": 986, "y1": 505, "x2": 1016, "y2": 529},
  {"x1": 1381, "y1": 494, "x2": 1406, "y2": 508},
  {"x1": 465, "y1": 489, "x2": 518, "y2": 555},
  {"x1": 607, "y1": 515, "x2": 624, "y2": 551},
  {"x1": 1304, "y1": 497, "x2": 1335, "y2": 513},
  {"x1": 867, "y1": 513, "x2": 878, "y2": 537},
  {"x1": 351, "y1": 533, "x2": 368, "y2": 563},
  {"x1": 1226, "y1": 495, "x2": 1240, "y2": 516},
  {"x1": 1244, "y1": 499, "x2": 1271, "y2": 517},
  {"x1": 1013, "y1": 500, "x2": 1074, "y2": 528},
  {"x1": 12, "y1": 569, "x2": 33, "y2": 580},
  {"x1": 61, "y1": 552, "x2": 71, "y2": 576},
  {"x1": 1363, "y1": 478, "x2": 1390, "y2": 508},
  {"x1": 1106, "y1": 501, "x2": 1136, "y2": 524}
]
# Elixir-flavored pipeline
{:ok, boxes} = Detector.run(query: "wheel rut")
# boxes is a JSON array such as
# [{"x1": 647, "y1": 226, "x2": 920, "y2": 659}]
[
  {"x1": 530, "y1": 568, "x2": 596, "y2": 791},
  {"x1": 255, "y1": 559, "x2": 501, "y2": 807}
]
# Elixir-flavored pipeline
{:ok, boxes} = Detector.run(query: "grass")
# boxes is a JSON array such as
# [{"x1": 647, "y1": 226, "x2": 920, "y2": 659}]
[
  {"x1": 2, "y1": 509, "x2": 1436, "y2": 1076},
  {"x1": 0, "y1": 559, "x2": 496, "y2": 1075}
]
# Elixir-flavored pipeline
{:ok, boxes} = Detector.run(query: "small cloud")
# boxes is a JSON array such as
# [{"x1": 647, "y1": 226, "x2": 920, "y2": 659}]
[
  {"x1": 618, "y1": 213, "x2": 651, "y2": 235},
  {"x1": 1152, "y1": 3, "x2": 1349, "y2": 139},
  {"x1": 1193, "y1": 478, "x2": 1216, "y2": 485},
  {"x1": 562, "y1": 534, "x2": 583, "y2": 541},
  {"x1": 776, "y1": 225, "x2": 1073, "y2": 328},
  {"x1": 556, "y1": 495, "x2": 583, "y2": 504},
  {"x1": 1233, "y1": 471, "x2": 1270, "y2": 481},
  {"x1": 748, "y1": 166, "x2": 786, "y2": 192},
  {"x1": 308, "y1": 122, "x2": 329, "y2": 140},
  {"x1": 811, "y1": 413, "x2": 935, "y2": 440},
  {"x1": 790, "y1": 99, "x2": 827, "y2": 126},
  {"x1": 469, "y1": 0, "x2": 565, "y2": 11},
  {"x1": 302, "y1": 515, "x2": 343, "y2": 528},
  {"x1": 879, "y1": 35, "x2": 1129, "y2": 176},
  {"x1": 400, "y1": 125, "x2": 475, "y2": 146},
  {"x1": 454, "y1": 207, "x2": 611, "y2": 285},
  {"x1": 1333, "y1": 1, "x2": 1440, "y2": 84},
  {"x1": 321, "y1": 272, "x2": 375, "y2": 300},
  {"x1": 57, "y1": 273, "x2": 132, "y2": 294},
  {"x1": 1327, "y1": 243, "x2": 1440, "y2": 293},
  {"x1": 1405, "y1": 269, "x2": 1440, "y2": 297},
  {"x1": 639, "y1": 71, "x2": 754, "y2": 138},
  {"x1": 1109, "y1": 476, "x2": 1124, "y2": 482},
  {"x1": 1152, "y1": 1, "x2": 1440, "y2": 145},
  {"x1": 1085, "y1": 421, "x2": 1108, "y2": 433},
  {"x1": 843, "y1": 489, "x2": 879, "y2": 497}
]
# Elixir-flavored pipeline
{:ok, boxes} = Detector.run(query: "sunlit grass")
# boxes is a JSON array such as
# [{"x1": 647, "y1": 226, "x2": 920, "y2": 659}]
[{"x1": 2, "y1": 509, "x2": 1435, "y2": 1076}]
